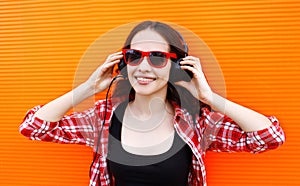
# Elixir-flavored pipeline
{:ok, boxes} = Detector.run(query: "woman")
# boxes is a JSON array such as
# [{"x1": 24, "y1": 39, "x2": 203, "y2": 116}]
[{"x1": 20, "y1": 21, "x2": 285, "y2": 186}]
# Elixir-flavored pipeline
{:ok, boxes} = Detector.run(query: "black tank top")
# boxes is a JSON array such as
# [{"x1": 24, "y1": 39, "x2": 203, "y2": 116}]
[{"x1": 107, "y1": 102, "x2": 192, "y2": 186}]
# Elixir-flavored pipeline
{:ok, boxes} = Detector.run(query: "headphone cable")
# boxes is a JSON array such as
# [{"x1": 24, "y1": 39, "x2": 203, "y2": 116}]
[{"x1": 89, "y1": 75, "x2": 123, "y2": 182}]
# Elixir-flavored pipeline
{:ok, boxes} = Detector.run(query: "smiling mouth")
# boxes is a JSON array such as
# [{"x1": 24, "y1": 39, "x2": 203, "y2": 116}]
[{"x1": 136, "y1": 77, "x2": 156, "y2": 84}]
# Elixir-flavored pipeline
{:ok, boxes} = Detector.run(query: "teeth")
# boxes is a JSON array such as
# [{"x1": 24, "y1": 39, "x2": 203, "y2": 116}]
[{"x1": 136, "y1": 77, "x2": 154, "y2": 82}]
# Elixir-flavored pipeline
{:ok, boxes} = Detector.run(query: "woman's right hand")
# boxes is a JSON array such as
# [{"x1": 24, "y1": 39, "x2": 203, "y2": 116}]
[
  {"x1": 33, "y1": 51, "x2": 123, "y2": 121},
  {"x1": 84, "y1": 51, "x2": 123, "y2": 95}
]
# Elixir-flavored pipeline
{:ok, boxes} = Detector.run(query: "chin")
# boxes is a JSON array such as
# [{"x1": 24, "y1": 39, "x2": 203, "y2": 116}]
[
  {"x1": 133, "y1": 84, "x2": 169, "y2": 98},
  {"x1": 128, "y1": 75, "x2": 169, "y2": 97}
]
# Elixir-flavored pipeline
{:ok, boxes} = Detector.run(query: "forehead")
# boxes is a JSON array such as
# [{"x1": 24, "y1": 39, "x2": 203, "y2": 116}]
[{"x1": 130, "y1": 29, "x2": 169, "y2": 52}]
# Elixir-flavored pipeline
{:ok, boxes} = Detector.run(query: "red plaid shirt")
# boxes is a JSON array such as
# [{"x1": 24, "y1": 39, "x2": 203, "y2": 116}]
[{"x1": 20, "y1": 99, "x2": 285, "y2": 186}]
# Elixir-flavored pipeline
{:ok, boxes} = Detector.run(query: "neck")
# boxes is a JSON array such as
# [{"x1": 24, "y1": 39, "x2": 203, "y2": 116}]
[{"x1": 129, "y1": 91, "x2": 175, "y2": 117}]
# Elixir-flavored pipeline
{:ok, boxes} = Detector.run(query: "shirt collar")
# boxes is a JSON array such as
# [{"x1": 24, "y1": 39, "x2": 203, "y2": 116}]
[{"x1": 170, "y1": 101, "x2": 189, "y2": 121}]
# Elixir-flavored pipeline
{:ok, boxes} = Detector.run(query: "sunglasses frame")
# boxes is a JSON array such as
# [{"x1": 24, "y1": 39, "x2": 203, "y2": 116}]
[{"x1": 122, "y1": 49, "x2": 177, "y2": 68}]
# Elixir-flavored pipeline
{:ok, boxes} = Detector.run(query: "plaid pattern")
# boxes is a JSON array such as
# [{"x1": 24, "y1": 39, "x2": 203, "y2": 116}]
[{"x1": 20, "y1": 99, "x2": 285, "y2": 186}]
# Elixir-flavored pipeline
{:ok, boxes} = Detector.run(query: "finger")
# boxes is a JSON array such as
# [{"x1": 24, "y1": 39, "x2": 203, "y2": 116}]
[
  {"x1": 182, "y1": 56, "x2": 201, "y2": 65},
  {"x1": 180, "y1": 65, "x2": 200, "y2": 78},
  {"x1": 181, "y1": 60, "x2": 203, "y2": 71},
  {"x1": 105, "y1": 52, "x2": 123, "y2": 61},
  {"x1": 108, "y1": 51, "x2": 122, "y2": 57},
  {"x1": 98, "y1": 52, "x2": 123, "y2": 76},
  {"x1": 183, "y1": 56, "x2": 200, "y2": 61},
  {"x1": 101, "y1": 59, "x2": 120, "y2": 72},
  {"x1": 180, "y1": 60, "x2": 197, "y2": 66},
  {"x1": 106, "y1": 54, "x2": 123, "y2": 63}
]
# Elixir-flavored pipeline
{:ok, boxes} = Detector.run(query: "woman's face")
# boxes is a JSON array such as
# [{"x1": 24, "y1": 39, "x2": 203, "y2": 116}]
[{"x1": 127, "y1": 29, "x2": 172, "y2": 98}]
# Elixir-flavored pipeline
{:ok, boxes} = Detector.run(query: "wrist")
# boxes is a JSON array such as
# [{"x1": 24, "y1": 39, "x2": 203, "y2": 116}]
[
  {"x1": 208, "y1": 93, "x2": 227, "y2": 113},
  {"x1": 200, "y1": 91, "x2": 214, "y2": 105},
  {"x1": 75, "y1": 82, "x2": 94, "y2": 100}
]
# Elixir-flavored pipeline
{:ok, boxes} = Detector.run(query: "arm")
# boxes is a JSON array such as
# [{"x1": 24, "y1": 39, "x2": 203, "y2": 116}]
[
  {"x1": 177, "y1": 56, "x2": 285, "y2": 152},
  {"x1": 19, "y1": 101, "x2": 101, "y2": 146},
  {"x1": 20, "y1": 52, "x2": 123, "y2": 144},
  {"x1": 178, "y1": 56, "x2": 277, "y2": 132},
  {"x1": 199, "y1": 107, "x2": 284, "y2": 153},
  {"x1": 34, "y1": 51, "x2": 123, "y2": 122},
  {"x1": 208, "y1": 92, "x2": 272, "y2": 132},
  {"x1": 34, "y1": 83, "x2": 93, "y2": 122}
]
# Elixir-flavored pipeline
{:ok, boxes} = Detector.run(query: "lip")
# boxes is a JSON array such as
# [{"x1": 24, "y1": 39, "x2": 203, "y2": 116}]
[{"x1": 135, "y1": 76, "x2": 156, "y2": 85}]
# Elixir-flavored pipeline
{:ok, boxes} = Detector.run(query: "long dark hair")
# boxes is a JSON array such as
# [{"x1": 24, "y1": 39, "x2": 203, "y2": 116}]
[{"x1": 112, "y1": 21, "x2": 209, "y2": 116}]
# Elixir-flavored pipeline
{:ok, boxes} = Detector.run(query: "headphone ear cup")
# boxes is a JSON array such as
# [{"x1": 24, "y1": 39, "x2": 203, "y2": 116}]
[
  {"x1": 169, "y1": 58, "x2": 193, "y2": 82},
  {"x1": 118, "y1": 58, "x2": 127, "y2": 78}
]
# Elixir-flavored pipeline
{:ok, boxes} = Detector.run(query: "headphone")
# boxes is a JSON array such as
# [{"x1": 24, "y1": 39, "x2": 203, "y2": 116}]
[
  {"x1": 169, "y1": 31, "x2": 193, "y2": 82},
  {"x1": 118, "y1": 31, "x2": 193, "y2": 82}
]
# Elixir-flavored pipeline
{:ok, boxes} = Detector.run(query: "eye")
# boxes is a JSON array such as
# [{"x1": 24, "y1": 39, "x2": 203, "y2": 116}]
[
  {"x1": 150, "y1": 52, "x2": 167, "y2": 67},
  {"x1": 126, "y1": 50, "x2": 141, "y2": 65}
]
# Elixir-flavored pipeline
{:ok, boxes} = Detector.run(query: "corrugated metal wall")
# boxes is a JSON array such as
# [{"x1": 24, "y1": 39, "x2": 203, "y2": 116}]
[{"x1": 1, "y1": 1, "x2": 299, "y2": 185}]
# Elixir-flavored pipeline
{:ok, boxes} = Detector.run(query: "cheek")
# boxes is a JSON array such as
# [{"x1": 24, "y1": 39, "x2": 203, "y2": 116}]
[
  {"x1": 160, "y1": 61, "x2": 172, "y2": 79},
  {"x1": 152, "y1": 69, "x2": 170, "y2": 83},
  {"x1": 126, "y1": 67, "x2": 134, "y2": 82},
  {"x1": 126, "y1": 66, "x2": 135, "y2": 76}
]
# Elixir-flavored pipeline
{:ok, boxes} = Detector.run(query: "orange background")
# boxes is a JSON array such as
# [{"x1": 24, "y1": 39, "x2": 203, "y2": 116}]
[{"x1": 1, "y1": 1, "x2": 299, "y2": 186}]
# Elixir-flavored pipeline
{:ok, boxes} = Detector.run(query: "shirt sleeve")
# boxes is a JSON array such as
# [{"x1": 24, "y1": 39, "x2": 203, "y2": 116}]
[
  {"x1": 199, "y1": 108, "x2": 285, "y2": 154},
  {"x1": 19, "y1": 99, "x2": 109, "y2": 147}
]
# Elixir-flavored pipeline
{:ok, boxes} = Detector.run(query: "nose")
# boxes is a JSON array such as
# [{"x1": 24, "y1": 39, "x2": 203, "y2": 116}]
[{"x1": 137, "y1": 56, "x2": 152, "y2": 72}]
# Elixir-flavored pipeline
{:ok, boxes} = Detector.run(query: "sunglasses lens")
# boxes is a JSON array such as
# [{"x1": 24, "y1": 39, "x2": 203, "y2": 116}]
[
  {"x1": 149, "y1": 52, "x2": 167, "y2": 67},
  {"x1": 125, "y1": 50, "x2": 141, "y2": 65},
  {"x1": 123, "y1": 49, "x2": 170, "y2": 68}
]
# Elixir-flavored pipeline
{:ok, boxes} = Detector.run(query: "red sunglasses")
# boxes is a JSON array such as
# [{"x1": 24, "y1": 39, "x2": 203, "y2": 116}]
[{"x1": 122, "y1": 49, "x2": 177, "y2": 68}]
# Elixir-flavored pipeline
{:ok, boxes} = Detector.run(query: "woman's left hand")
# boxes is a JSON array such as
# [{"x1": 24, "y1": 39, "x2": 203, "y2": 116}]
[{"x1": 174, "y1": 56, "x2": 213, "y2": 105}]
